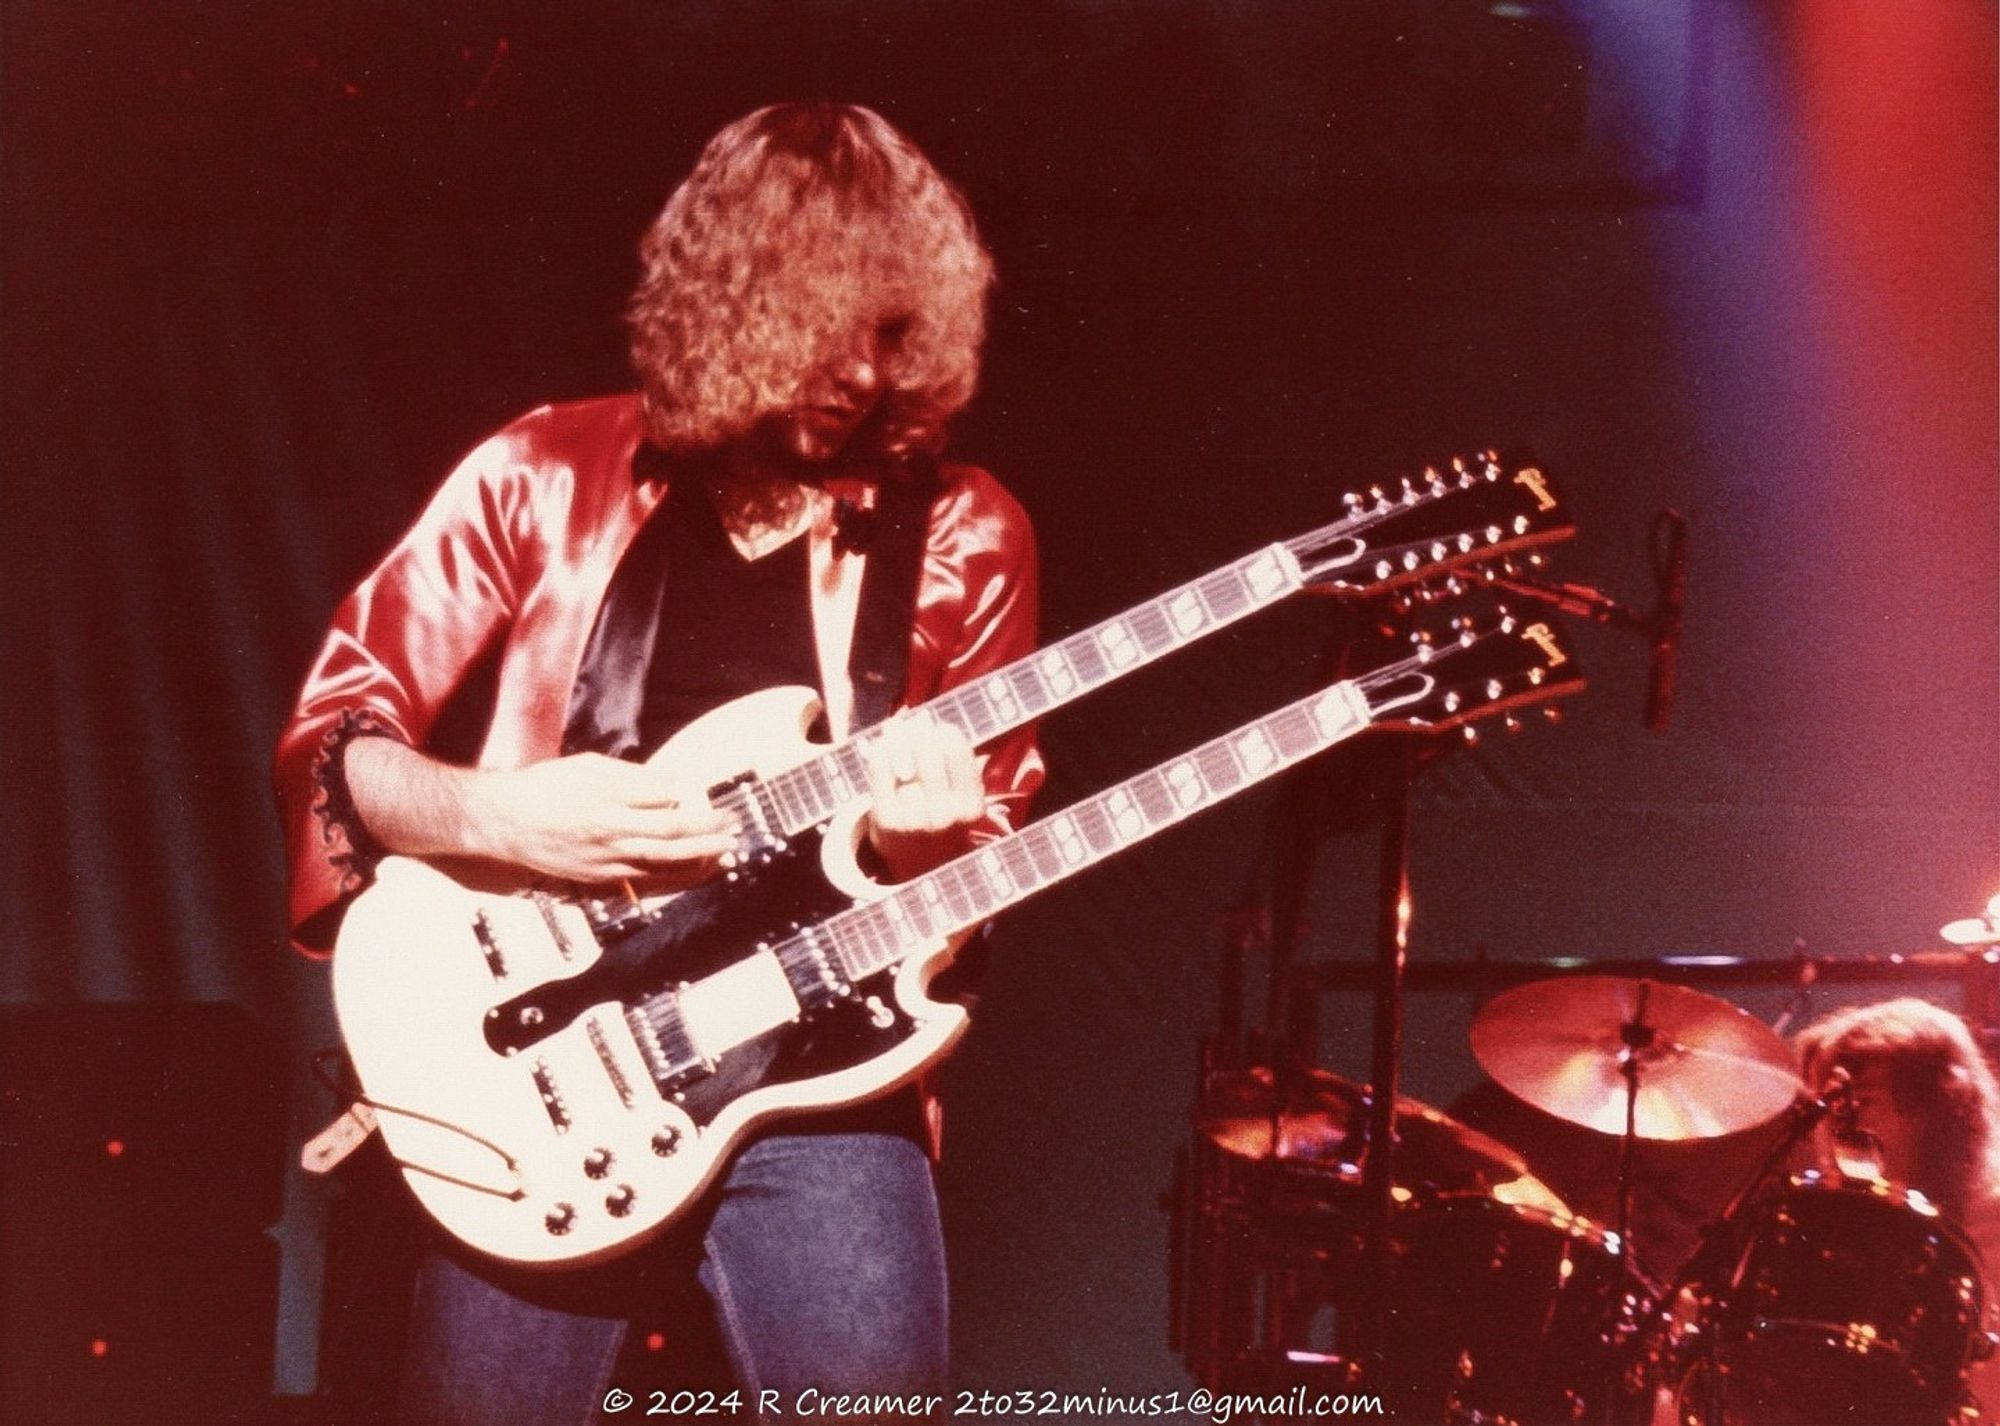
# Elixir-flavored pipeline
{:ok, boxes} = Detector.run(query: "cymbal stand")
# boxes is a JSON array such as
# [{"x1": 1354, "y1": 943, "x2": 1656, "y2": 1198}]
[
  {"x1": 1640, "y1": 1070, "x2": 1852, "y2": 1426},
  {"x1": 1603, "y1": 984, "x2": 1653, "y2": 1426},
  {"x1": 1354, "y1": 740, "x2": 1415, "y2": 1367},
  {"x1": 1613, "y1": 981, "x2": 1653, "y2": 1276}
]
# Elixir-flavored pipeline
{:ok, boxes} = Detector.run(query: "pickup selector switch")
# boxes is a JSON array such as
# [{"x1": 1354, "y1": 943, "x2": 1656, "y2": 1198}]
[
  {"x1": 583, "y1": 1147, "x2": 614, "y2": 1179},
  {"x1": 605, "y1": 1184, "x2": 637, "y2": 1218}
]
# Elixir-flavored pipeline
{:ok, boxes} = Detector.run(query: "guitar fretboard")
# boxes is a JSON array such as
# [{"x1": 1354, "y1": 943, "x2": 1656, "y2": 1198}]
[
  {"x1": 752, "y1": 544, "x2": 1306, "y2": 835},
  {"x1": 805, "y1": 679, "x2": 1374, "y2": 983}
]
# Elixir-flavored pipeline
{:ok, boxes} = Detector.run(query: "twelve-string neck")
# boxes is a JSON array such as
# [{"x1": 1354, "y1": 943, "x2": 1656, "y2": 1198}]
[
  {"x1": 751, "y1": 543, "x2": 1306, "y2": 835},
  {"x1": 800, "y1": 679, "x2": 1374, "y2": 984}
]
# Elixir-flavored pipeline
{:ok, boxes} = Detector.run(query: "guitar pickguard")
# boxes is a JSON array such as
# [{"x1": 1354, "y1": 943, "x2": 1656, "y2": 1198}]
[{"x1": 482, "y1": 832, "x2": 920, "y2": 1121}]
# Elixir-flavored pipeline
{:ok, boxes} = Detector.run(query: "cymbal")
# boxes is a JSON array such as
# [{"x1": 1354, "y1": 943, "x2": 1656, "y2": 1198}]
[
  {"x1": 1941, "y1": 910, "x2": 2000, "y2": 947},
  {"x1": 1469, "y1": 976, "x2": 1803, "y2": 1141},
  {"x1": 1196, "y1": 1065, "x2": 1566, "y2": 1210}
]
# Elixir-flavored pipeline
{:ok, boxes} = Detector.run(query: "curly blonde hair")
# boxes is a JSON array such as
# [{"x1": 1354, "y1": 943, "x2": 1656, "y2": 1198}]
[
  {"x1": 629, "y1": 102, "x2": 994, "y2": 453},
  {"x1": 1795, "y1": 997, "x2": 2000, "y2": 1220}
]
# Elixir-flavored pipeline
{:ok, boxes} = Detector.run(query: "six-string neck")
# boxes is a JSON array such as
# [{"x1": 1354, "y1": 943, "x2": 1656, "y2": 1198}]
[
  {"x1": 797, "y1": 678, "x2": 1373, "y2": 986},
  {"x1": 751, "y1": 543, "x2": 1306, "y2": 836}
]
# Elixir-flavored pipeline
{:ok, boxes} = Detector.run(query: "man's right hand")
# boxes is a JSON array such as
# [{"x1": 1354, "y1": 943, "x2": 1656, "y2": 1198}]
[
  {"x1": 346, "y1": 738, "x2": 738, "y2": 888},
  {"x1": 468, "y1": 753, "x2": 739, "y2": 885}
]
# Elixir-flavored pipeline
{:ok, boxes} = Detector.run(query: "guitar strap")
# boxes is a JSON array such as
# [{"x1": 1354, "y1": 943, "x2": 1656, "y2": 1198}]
[
  {"x1": 839, "y1": 471, "x2": 932, "y2": 733},
  {"x1": 563, "y1": 453, "x2": 934, "y2": 756}
]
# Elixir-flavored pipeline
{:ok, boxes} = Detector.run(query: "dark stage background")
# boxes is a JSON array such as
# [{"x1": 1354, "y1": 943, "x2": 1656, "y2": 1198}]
[{"x1": 2, "y1": 0, "x2": 1994, "y2": 1417}]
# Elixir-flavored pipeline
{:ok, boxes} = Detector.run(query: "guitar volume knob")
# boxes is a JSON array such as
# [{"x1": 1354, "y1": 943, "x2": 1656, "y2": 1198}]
[
  {"x1": 583, "y1": 1147, "x2": 614, "y2": 1179},
  {"x1": 606, "y1": 1184, "x2": 637, "y2": 1218},
  {"x1": 651, "y1": 1127, "x2": 682, "y2": 1157},
  {"x1": 544, "y1": 1202, "x2": 576, "y2": 1236}
]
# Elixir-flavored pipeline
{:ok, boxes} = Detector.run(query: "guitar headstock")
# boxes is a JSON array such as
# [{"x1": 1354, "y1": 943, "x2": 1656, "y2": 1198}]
[
  {"x1": 1357, "y1": 606, "x2": 1585, "y2": 734},
  {"x1": 1289, "y1": 452, "x2": 1575, "y2": 596}
]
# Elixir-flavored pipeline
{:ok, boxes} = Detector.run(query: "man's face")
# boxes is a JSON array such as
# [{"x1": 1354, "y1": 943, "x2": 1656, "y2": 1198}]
[
  {"x1": 771, "y1": 317, "x2": 911, "y2": 466},
  {"x1": 1842, "y1": 1065, "x2": 1921, "y2": 1185}
]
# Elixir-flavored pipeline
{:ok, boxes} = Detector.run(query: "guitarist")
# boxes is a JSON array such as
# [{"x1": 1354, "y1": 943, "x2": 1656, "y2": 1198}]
[{"x1": 275, "y1": 103, "x2": 1042, "y2": 1424}]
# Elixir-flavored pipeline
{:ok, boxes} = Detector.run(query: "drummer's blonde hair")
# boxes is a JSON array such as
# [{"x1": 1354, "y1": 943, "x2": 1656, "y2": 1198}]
[
  {"x1": 1795, "y1": 997, "x2": 2000, "y2": 1220},
  {"x1": 628, "y1": 102, "x2": 992, "y2": 453}
]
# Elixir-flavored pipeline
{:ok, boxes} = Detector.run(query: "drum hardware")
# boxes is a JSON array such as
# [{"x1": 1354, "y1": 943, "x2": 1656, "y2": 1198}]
[
  {"x1": 1658, "y1": 1172, "x2": 1988, "y2": 1426},
  {"x1": 1466, "y1": 976, "x2": 1804, "y2": 1145},
  {"x1": 1608, "y1": 1056, "x2": 1990, "y2": 1425},
  {"x1": 1171, "y1": 1061, "x2": 1639, "y2": 1422},
  {"x1": 1940, "y1": 892, "x2": 2000, "y2": 950},
  {"x1": 1171, "y1": 513, "x2": 1704, "y2": 1416}
]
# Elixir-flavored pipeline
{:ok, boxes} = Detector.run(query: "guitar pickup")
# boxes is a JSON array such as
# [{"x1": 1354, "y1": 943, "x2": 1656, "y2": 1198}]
[
  {"x1": 625, "y1": 997, "x2": 709, "y2": 1096},
  {"x1": 530, "y1": 1058, "x2": 570, "y2": 1132},
  {"x1": 472, "y1": 911, "x2": 506, "y2": 979}
]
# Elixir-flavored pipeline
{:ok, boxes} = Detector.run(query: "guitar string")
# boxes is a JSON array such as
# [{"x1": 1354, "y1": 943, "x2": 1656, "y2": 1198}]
[{"x1": 754, "y1": 463, "x2": 1508, "y2": 830}]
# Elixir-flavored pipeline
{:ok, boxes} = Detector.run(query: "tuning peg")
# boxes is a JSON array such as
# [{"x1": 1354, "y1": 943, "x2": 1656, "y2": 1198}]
[
  {"x1": 1443, "y1": 576, "x2": 1465, "y2": 596},
  {"x1": 1503, "y1": 715, "x2": 1523, "y2": 735},
  {"x1": 1389, "y1": 593, "x2": 1415, "y2": 617},
  {"x1": 1542, "y1": 705, "x2": 1562, "y2": 725},
  {"x1": 1344, "y1": 491, "x2": 1365, "y2": 510},
  {"x1": 1461, "y1": 725, "x2": 1480, "y2": 746},
  {"x1": 1526, "y1": 552, "x2": 1548, "y2": 570},
  {"x1": 1486, "y1": 679, "x2": 1505, "y2": 700}
]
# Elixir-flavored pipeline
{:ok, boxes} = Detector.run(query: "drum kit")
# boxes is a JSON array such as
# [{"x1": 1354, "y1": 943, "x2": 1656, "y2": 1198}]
[
  {"x1": 1170, "y1": 954, "x2": 2000, "y2": 1424},
  {"x1": 1165, "y1": 522, "x2": 1998, "y2": 1422}
]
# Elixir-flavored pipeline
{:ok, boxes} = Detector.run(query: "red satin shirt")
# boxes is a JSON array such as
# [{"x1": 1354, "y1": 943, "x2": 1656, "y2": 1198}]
[{"x1": 274, "y1": 394, "x2": 1042, "y2": 955}]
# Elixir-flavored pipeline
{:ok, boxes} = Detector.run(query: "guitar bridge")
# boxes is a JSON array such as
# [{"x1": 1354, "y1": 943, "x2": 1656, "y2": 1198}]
[
  {"x1": 624, "y1": 997, "x2": 709, "y2": 1095},
  {"x1": 775, "y1": 928, "x2": 850, "y2": 1011}
]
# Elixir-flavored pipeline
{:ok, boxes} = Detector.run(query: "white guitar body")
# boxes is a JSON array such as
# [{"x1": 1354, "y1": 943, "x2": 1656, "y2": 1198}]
[
  {"x1": 328, "y1": 460, "x2": 1579, "y2": 1267},
  {"x1": 332, "y1": 686, "x2": 968, "y2": 1268}
]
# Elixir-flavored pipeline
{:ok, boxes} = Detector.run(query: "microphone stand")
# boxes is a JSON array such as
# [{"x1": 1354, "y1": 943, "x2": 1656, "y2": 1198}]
[{"x1": 1482, "y1": 507, "x2": 1687, "y2": 731}]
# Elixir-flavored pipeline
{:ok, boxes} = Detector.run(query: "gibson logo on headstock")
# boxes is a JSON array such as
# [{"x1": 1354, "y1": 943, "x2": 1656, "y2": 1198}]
[
  {"x1": 1511, "y1": 467, "x2": 1558, "y2": 513},
  {"x1": 1522, "y1": 622, "x2": 1567, "y2": 666}
]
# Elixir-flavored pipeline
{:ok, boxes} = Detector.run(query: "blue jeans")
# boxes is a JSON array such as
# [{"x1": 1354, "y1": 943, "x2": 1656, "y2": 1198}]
[{"x1": 394, "y1": 1130, "x2": 949, "y2": 1426}]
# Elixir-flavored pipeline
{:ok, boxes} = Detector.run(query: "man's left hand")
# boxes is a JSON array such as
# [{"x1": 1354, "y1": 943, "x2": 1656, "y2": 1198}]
[{"x1": 861, "y1": 712, "x2": 986, "y2": 881}]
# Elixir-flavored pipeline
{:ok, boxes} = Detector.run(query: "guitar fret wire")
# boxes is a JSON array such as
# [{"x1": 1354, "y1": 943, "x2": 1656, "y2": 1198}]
[
  {"x1": 774, "y1": 766, "x2": 812, "y2": 822},
  {"x1": 752, "y1": 503, "x2": 1496, "y2": 838},
  {"x1": 828, "y1": 684, "x2": 1373, "y2": 982},
  {"x1": 1004, "y1": 661, "x2": 1048, "y2": 713},
  {"x1": 958, "y1": 682, "x2": 999, "y2": 738}
]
